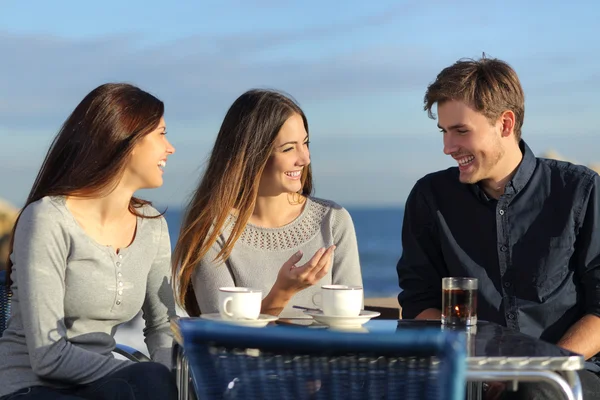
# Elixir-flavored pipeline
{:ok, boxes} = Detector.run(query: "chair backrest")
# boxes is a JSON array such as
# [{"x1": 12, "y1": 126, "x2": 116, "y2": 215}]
[
  {"x1": 0, "y1": 270, "x2": 11, "y2": 336},
  {"x1": 178, "y1": 319, "x2": 466, "y2": 400}
]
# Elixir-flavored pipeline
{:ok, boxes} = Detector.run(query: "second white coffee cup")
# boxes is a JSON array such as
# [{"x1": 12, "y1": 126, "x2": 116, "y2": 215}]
[
  {"x1": 218, "y1": 287, "x2": 262, "y2": 320},
  {"x1": 312, "y1": 285, "x2": 363, "y2": 317}
]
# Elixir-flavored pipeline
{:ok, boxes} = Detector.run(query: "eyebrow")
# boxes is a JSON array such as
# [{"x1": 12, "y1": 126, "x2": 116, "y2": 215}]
[
  {"x1": 277, "y1": 135, "x2": 309, "y2": 148},
  {"x1": 437, "y1": 123, "x2": 468, "y2": 131}
]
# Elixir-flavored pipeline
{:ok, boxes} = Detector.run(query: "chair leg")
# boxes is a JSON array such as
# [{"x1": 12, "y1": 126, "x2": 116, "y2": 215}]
[{"x1": 174, "y1": 344, "x2": 190, "y2": 400}]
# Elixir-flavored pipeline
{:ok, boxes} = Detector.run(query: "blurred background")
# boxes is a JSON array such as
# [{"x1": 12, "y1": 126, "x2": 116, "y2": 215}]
[{"x1": 1, "y1": 0, "x2": 599, "y2": 352}]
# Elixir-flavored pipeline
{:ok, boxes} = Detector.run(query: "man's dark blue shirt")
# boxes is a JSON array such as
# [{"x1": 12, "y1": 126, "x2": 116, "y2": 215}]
[{"x1": 397, "y1": 140, "x2": 600, "y2": 344}]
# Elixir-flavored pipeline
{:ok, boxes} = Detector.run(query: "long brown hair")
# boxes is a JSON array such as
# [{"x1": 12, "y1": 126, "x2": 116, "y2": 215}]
[
  {"x1": 6, "y1": 83, "x2": 165, "y2": 285},
  {"x1": 424, "y1": 54, "x2": 525, "y2": 141},
  {"x1": 174, "y1": 89, "x2": 313, "y2": 316}
]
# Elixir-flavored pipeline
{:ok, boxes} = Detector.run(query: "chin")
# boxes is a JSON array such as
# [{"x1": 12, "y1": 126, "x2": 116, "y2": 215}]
[
  {"x1": 288, "y1": 184, "x2": 303, "y2": 193},
  {"x1": 458, "y1": 172, "x2": 478, "y2": 185}
]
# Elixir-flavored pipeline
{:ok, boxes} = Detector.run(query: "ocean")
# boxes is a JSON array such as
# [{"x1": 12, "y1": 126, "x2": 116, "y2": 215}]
[{"x1": 163, "y1": 207, "x2": 405, "y2": 298}]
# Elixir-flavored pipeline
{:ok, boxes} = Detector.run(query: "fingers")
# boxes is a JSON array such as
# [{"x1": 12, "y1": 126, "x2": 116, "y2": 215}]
[
  {"x1": 283, "y1": 250, "x2": 304, "y2": 270},
  {"x1": 298, "y1": 246, "x2": 335, "y2": 282},
  {"x1": 311, "y1": 246, "x2": 335, "y2": 280}
]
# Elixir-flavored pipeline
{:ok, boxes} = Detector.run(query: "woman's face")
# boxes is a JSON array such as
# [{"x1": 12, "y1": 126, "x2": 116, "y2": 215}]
[
  {"x1": 123, "y1": 117, "x2": 175, "y2": 190},
  {"x1": 259, "y1": 113, "x2": 310, "y2": 196}
]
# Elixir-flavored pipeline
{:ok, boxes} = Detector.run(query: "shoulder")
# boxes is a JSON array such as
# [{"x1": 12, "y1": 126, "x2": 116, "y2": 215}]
[
  {"x1": 537, "y1": 157, "x2": 597, "y2": 186},
  {"x1": 307, "y1": 197, "x2": 354, "y2": 227},
  {"x1": 137, "y1": 204, "x2": 168, "y2": 229},
  {"x1": 404, "y1": 167, "x2": 459, "y2": 205},
  {"x1": 414, "y1": 167, "x2": 459, "y2": 190},
  {"x1": 19, "y1": 196, "x2": 69, "y2": 227}
]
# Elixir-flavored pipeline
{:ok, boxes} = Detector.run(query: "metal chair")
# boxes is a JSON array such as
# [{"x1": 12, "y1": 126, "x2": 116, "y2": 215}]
[
  {"x1": 177, "y1": 318, "x2": 467, "y2": 400},
  {"x1": 0, "y1": 269, "x2": 149, "y2": 362}
]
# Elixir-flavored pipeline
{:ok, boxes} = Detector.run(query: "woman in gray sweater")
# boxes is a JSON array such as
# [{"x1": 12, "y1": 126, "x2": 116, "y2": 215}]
[
  {"x1": 0, "y1": 84, "x2": 177, "y2": 399},
  {"x1": 173, "y1": 89, "x2": 363, "y2": 318}
]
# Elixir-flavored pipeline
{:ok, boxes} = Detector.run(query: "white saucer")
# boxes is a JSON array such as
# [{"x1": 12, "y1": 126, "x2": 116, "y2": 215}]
[
  {"x1": 303, "y1": 310, "x2": 380, "y2": 329},
  {"x1": 200, "y1": 313, "x2": 278, "y2": 328}
]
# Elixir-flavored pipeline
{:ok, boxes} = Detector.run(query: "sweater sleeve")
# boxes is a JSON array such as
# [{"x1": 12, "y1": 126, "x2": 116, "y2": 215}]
[
  {"x1": 192, "y1": 236, "x2": 236, "y2": 314},
  {"x1": 141, "y1": 216, "x2": 176, "y2": 367},
  {"x1": 14, "y1": 202, "x2": 130, "y2": 384},
  {"x1": 330, "y1": 206, "x2": 364, "y2": 294}
]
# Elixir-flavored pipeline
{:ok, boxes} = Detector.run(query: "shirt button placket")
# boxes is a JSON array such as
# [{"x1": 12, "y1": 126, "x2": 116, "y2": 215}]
[{"x1": 116, "y1": 259, "x2": 123, "y2": 306}]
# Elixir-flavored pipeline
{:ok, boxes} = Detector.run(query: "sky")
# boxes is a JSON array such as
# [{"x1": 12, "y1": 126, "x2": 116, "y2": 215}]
[{"x1": 1, "y1": 0, "x2": 599, "y2": 209}]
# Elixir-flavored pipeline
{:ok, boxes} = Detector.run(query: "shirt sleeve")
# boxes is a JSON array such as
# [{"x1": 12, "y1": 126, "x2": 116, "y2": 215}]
[
  {"x1": 397, "y1": 182, "x2": 447, "y2": 319},
  {"x1": 141, "y1": 216, "x2": 177, "y2": 367},
  {"x1": 192, "y1": 236, "x2": 236, "y2": 315},
  {"x1": 575, "y1": 173, "x2": 600, "y2": 317},
  {"x1": 330, "y1": 207, "x2": 364, "y2": 294},
  {"x1": 14, "y1": 203, "x2": 131, "y2": 384}
]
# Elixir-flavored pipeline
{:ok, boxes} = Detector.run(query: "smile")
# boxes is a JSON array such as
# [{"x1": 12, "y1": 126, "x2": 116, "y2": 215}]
[
  {"x1": 456, "y1": 156, "x2": 474, "y2": 166},
  {"x1": 285, "y1": 170, "x2": 302, "y2": 179}
]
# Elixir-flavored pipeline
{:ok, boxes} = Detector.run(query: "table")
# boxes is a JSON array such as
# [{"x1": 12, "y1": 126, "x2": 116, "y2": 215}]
[
  {"x1": 366, "y1": 320, "x2": 584, "y2": 400},
  {"x1": 172, "y1": 318, "x2": 585, "y2": 400}
]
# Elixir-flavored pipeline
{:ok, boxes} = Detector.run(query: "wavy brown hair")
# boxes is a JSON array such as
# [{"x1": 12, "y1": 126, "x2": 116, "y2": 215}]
[
  {"x1": 6, "y1": 83, "x2": 164, "y2": 285},
  {"x1": 174, "y1": 89, "x2": 313, "y2": 316},
  {"x1": 424, "y1": 54, "x2": 525, "y2": 141}
]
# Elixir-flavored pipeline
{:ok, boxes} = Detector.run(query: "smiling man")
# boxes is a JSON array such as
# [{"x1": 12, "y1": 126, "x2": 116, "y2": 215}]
[{"x1": 396, "y1": 56, "x2": 600, "y2": 398}]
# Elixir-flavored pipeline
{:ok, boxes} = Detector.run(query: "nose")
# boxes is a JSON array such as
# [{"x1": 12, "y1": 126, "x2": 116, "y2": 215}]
[
  {"x1": 297, "y1": 144, "x2": 310, "y2": 166},
  {"x1": 166, "y1": 138, "x2": 175, "y2": 155},
  {"x1": 443, "y1": 133, "x2": 458, "y2": 155}
]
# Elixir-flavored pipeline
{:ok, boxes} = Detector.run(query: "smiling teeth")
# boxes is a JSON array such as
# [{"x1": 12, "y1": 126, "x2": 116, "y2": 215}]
[
  {"x1": 158, "y1": 160, "x2": 166, "y2": 168},
  {"x1": 286, "y1": 171, "x2": 301, "y2": 177},
  {"x1": 458, "y1": 156, "x2": 474, "y2": 166}
]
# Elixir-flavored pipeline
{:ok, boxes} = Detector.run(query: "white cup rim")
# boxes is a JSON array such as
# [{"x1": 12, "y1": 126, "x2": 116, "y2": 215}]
[
  {"x1": 321, "y1": 285, "x2": 363, "y2": 291},
  {"x1": 219, "y1": 287, "x2": 262, "y2": 293}
]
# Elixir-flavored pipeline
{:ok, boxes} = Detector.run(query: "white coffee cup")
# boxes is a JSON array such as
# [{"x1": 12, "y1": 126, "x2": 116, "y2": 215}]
[
  {"x1": 312, "y1": 285, "x2": 363, "y2": 317},
  {"x1": 218, "y1": 287, "x2": 262, "y2": 320}
]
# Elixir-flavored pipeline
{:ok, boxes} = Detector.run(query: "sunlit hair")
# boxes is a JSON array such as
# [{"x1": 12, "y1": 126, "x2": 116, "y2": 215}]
[
  {"x1": 6, "y1": 83, "x2": 164, "y2": 285},
  {"x1": 173, "y1": 89, "x2": 313, "y2": 316},
  {"x1": 424, "y1": 54, "x2": 525, "y2": 141}
]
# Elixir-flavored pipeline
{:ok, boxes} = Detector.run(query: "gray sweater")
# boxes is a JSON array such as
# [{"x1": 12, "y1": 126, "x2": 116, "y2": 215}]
[
  {"x1": 0, "y1": 196, "x2": 176, "y2": 397},
  {"x1": 193, "y1": 197, "x2": 363, "y2": 318}
]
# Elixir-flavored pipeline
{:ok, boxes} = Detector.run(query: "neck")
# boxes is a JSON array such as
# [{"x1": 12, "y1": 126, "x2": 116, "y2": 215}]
[
  {"x1": 250, "y1": 193, "x2": 305, "y2": 228},
  {"x1": 480, "y1": 144, "x2": 523, "y2": 199},
  {"x1": 67, "y1": 183, "x2": 135, "y2": 225}
]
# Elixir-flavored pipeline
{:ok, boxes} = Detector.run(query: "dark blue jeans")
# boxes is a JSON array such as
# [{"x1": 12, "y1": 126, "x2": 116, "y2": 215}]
[{"x1": 0, "y1": 362, "x2": 177, "y2": 400}]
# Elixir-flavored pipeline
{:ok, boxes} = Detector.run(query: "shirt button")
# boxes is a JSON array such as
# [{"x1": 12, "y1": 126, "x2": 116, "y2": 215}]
[
  {"x1": 116, "y1": 300, "x2": 121, "y2": 305},
  {"x1": 116, "y1": 262, "x2": 121, "y2": 267},
  {"x1": 500, "y1": 245, "x2": 508, "y2": 252},
  {"x1": 503, "y1": 282, "x2": 511, "y2": 288},
  {"x1": 118, "y1": 290, "x2": 123, "y2": 295},
  {"x1": 117, "y1": 272, "x2": 122, "y2": 278},
  {"x1": 118, "y1": 254, "x2": 123, "y2": 259},
  {"x1": 119, "y1": 282, "x2": 123, "y2": 287},
  {"x1": 507, "y1": 313, "x2": 515, "y2": 320},
  {"x1": 499, "y1": 209, "x2": 505, "y2": 216}
]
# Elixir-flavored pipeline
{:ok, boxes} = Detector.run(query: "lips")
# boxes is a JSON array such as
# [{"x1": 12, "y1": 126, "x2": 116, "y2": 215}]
[{"x1": 285, "y1": 170, "x2": 302, "y2": 178}]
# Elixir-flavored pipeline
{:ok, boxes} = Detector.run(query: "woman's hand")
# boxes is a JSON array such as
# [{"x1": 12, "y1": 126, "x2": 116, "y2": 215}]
[
  {"x1": 273, "y1": 246, "x2": 336, "y2": 296},
  {"x1": 261, "y1": 246, "x2": 335, "y2": 316}
]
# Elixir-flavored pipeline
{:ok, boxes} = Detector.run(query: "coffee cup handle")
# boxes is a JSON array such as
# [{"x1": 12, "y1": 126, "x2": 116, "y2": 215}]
[
  {"x1": 312, "y1": 293, "x2": 322, "y2": 308},
  {"x1": 222, "y1": 296, "x2": 234, "y2": 318}
]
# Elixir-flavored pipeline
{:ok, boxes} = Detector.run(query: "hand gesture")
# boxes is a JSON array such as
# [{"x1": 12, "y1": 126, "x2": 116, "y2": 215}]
[{"x1": 274, "y1": 246, "x2": 336, "y2": 295}]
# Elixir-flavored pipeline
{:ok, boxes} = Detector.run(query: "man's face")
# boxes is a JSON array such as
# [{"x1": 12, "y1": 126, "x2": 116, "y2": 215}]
[{"x1": 437, "y1": 100, "x2": 505, "y2": 184}]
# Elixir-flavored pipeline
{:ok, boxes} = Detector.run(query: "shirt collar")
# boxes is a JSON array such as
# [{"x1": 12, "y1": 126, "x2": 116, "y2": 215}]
[{"x1": 507, "y1": 139, "x2": 536, "y2": 195}]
